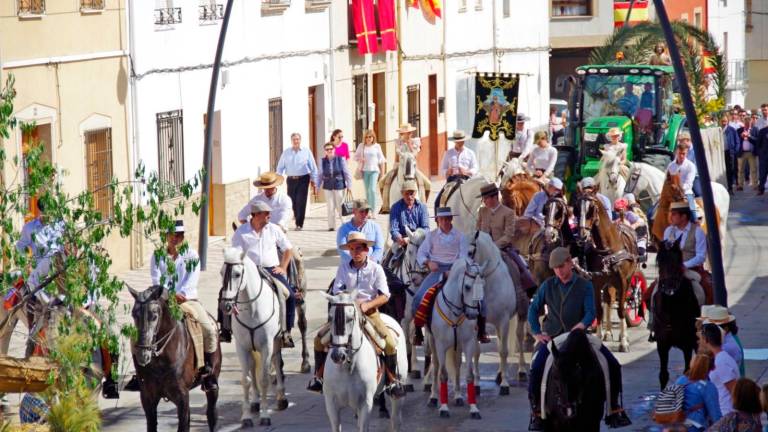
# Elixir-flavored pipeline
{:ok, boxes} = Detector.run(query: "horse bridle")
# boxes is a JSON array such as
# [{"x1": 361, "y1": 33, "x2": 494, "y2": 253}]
[
  {"x1": 220, "y1": 261, "x2": 277, "y2": 352},
  {"x1": 329, "y1": 302, "x2": 363, "y2": 363},
  {"x1": 544, "y1": 197, "x2": 568, "y2": 240},
  {"x1": 439, "y1": 259, "x2": 484, "y2": 318},
  {"x1": 133, "y1": 294, "x2": 177, "y2": 359}
]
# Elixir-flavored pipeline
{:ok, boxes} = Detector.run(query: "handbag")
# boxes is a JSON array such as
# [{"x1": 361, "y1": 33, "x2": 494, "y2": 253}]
[{"x1": 341, "y1": 190, "x2": 354, "y2": 216}]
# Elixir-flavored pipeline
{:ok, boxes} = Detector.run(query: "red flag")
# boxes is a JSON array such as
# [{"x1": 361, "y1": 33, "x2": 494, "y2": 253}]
[
  {"x1": 423, "y1": 0, "x2": 441, "y2": 18},
  {"x1": 378, "y1": 0, "x2": 397, "y2": 52},
  {"x1": 407, "y1": 0, "x2": 419, "y2": 9},
  {"x1": 702, "y1": 51, "x2": 716, "y2": 74},
  {"x1": 352, "y1": 0, "x2": 378, "y2": 55}
]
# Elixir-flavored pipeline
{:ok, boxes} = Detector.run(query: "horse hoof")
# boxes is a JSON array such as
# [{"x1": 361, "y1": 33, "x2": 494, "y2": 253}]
[
  {"x1": 471, "y1": 412, "x2": 482, "y2": 420},
  {"x1": 427, "y1": 398, "x2": 438, "y2": 408},
  {"x1": 474, "y1": 385, "x2": 481, "y2": 395},
  {"x1": 404, "y1": 383, "x2": 415, "y2": 393},
  {"x1": 378, "y1": 409, "x2": 390, "y2": 419},
  {"x1": 455, "y1": 398, "x2": 464, "y2": 407},
  {"x1": 518, "y1": 371, "x2": 528, "y2": 382},
  {"x1": 409, "y1": 370, "x2": 422, "y2": 380},
  {"x1": 439, "y1": 410, "x2": 450, "y2": 418},
  {"x1": 499, "y1": 385, "x2": 510, "y2": 396},
  {"x1": 423, "y1": 384, "x2": 432, "y2": 392},
  {"x1": 259, "y1": 418, "x2": 271, "y2": 426},
  {"x1": 250, "y1": 402, "x2": 260, "y2": 413},
  {"x1": 494, "y1": 372, "x2": 502, "y2": 385},
  {"x1": 300, "y1": 362, "x2": 311, "y2": 374},
  {"x1": 276, "y1": 399, "x2": 289, "y2": 411},
  {"x1": 242, "y1": 419, "x2": 254, "y2": 428}
]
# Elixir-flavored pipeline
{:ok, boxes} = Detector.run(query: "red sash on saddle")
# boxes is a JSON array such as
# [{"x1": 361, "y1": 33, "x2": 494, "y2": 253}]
[
  {"x1": 414, "y1": 281, "x2": 444, "y2": 328},
  {"x1": 690, "y1": 265, "x2": 714, "y2": 305}
]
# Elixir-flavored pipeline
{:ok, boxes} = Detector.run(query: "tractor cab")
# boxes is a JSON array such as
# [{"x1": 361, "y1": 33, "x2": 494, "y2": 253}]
[{"x1": 563, "y1": 65, "x2": 683, "y2": 182}]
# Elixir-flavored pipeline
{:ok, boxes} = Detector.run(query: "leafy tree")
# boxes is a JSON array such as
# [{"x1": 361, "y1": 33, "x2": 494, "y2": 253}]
[{"x1": 0, "y1": 73, "x2": 203, "y2": 428}]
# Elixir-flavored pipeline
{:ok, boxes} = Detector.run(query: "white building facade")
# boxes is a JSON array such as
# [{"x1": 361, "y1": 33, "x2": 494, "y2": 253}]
[
  {"x1": 708, "y1": 0, "x2": 748, "y2": 107},
  {"x1": 745, "y1": 0, "x2": 768, "y2": 108}
]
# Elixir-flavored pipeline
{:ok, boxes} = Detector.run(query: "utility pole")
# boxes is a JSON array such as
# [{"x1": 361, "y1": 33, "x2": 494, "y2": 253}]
[
  {"x1": 652, "y1": 0, "x2": 728, "y2": 305},
  {"x1": 396, "y1": 0, "x2": 404, "y2": 124},
  {"x1": 198, "y1": 0, "x2": 234, "y2": 270}
]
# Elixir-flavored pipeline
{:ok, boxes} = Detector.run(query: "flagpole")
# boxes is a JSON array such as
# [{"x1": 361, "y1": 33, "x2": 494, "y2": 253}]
[{"x1": 397, "y1": 0, "x2": 404, "y2": 124}]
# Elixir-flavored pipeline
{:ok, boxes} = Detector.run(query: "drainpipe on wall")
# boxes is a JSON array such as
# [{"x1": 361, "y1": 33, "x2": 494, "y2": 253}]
[
  {"x1": 328, "y1": 4, "x2": 336, "y2": 127},
  {"x1": 124, "y1": 0, "x2": 141, "y2": 269},
  {"x1": 397, "y1": 0, "x2": 404, "y2": 124},
  {"x1": 441, "y1": 1, "x2": 448, "y2": 138}
]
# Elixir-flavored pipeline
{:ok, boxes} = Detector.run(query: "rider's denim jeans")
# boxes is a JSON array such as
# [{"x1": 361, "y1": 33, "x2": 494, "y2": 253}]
[
  {"x1": 686, "y1": 193, "x2": 699, "y2": 222},
  {"x1": 265, "y1": 266, "x2": 295, "y2": 332}
]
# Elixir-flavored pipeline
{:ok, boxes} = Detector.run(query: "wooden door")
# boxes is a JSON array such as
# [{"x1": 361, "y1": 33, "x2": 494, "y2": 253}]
[
  {"x1": 428, "y1": 74, "x2": 439, "y2": 174},
  {"x1": 372, "y1": 72, "x2": 386, "y2": 151},
  {"x1": 308, "y1": 86, "x2": 318, "y2": 157}
]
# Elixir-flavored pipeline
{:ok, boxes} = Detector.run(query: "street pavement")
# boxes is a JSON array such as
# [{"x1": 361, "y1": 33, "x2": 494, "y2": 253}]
[{"x1": 3, "y1": 189, "x2": 768, "y2": 431}]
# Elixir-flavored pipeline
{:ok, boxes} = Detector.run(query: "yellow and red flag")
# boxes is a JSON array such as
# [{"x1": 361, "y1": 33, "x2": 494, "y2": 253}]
[
  {"x1": 614, "y1": 1, "x2": 649, "y2": 28},
  {"x1": 422, "y1": 0, "x2": 441, "y2": 18},
  {"x1": 702, "y1": 50, "x2": 717, "y2": 74},
  {"x1": 378, "y1": 0, "x2": 397, "y2": 52},
  {"x1": 352, "y1": 0, "x2": 378, "y2": 55}
]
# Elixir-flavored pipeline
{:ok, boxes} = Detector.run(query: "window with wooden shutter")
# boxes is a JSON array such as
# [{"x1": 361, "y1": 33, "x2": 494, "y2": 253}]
[
  {"x1": 156, "y1": 110, "x2": 185, "y2": 194},
  {"x1": 407, "y1": 84, "x2": 421, "y2": 138},
  {"x1": 268, "y1": 98, "x2": 283, "y2": 172},
  {"x1": 84, "y1": 128, "x2": 114, "y2": 218},
  {"x1": 18, "y1": 0, "x2": 45, "y2": 16}
]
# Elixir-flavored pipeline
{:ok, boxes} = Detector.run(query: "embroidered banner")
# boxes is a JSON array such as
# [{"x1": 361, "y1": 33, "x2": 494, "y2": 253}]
[
  {"x1": 472, "y1": 73, "x2": 519, "y2": 141},
  {"x1": 352, "y1": 0, "x2": 378, "y2": 55},
  {"x1": 378, "y1": 0, "x2": 397, "y2": 52}
]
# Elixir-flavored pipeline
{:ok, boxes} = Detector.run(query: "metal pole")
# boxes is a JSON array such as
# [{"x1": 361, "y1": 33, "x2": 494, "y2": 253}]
[
  {"x1": 198, "y1": 0, "x2": 234, "y2": 270},
  {"x1": 652, "y1": 0, "x2": 727, "y2": 306},
  {"x1": 397, "y1": 0, "x2": 403, "y2": 124}
]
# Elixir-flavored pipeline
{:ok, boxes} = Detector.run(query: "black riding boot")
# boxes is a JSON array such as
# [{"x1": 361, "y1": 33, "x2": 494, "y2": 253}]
[
  {"x1": 528, "y1": 395, "x2": 544, "y2": 431},
  {"x1": 414, "y1": 326, "x2": 424, "y2": 346},
  {"x1": 102, "y1": 353, "x2": 120, "y2": 399},
  {"x1": 124, "y1": 374, "x2": 140, "y2": 391},
  {"x1": 307, "y1": 350, "x2": 327, "y2": 393},
  {"x1": 477, "y1": 315, "x2": 491, "y2": 344},
  {"x1": 202, "y1": 352, "x2": 219, "y2": 392},
  {"x1": 384, "y1": 354, "x2": 406, "y2": 399},
  {"x1": 604, "y1": 369, "x2": 631, "y2": 428}
]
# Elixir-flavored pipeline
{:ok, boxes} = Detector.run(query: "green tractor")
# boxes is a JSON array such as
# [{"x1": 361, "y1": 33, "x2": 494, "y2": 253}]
[{"x1": 556, "y1": 64, "x2": 685, "y2": 190}]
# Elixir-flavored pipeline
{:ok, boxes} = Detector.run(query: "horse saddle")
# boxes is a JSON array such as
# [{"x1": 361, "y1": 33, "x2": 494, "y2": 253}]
[
  {"x1": 413, "y1": 278, "x2": 446, "y2": 328},
  {"x1": 623, "y1": 166, "x2": 642, "y2": 195},
  {"x1": 540, "y1": 332, "x2": 611, "y2": 420},
  {"x1": 438, "y1": 180, "x2": 463, "y2": 208},
  {"x1": 179, "y1": 306, "x2": 208, "y2": 370},
  {"x1": 256, "y1": 266, "x2": 291, "y2": 299}
]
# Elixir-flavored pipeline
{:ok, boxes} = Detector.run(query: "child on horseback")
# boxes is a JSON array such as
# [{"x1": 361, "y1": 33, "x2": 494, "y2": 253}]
[
  {"x1": 307, "y1": 232, "x2": 406, "y2": 398},
  {"x1": 527, "y1": 247, "x2": 631, "y2": 430}
]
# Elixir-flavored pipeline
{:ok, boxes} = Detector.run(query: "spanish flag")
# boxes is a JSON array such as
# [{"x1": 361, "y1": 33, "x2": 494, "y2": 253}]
[
  {"x1": 422, "y1": 0, "x2": 441, "y2": 18},
  {"x1": 702, "y1": 50, "x2": 717, "y2": 74},
  {"x1": 614, "y1": 1, "x2": 649, "y2": 28},
  {"x1": 352, "y1": 0, "x2": 378, "y2": 55}
]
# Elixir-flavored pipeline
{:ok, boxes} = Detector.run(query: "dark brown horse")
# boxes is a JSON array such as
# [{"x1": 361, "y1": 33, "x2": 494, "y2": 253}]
[
  {"x1": 129, "y1": 285, "x2": 221, "y2": 432},
  {"x1": 577, "y1": 196, "x2": 637, "y2": 353},
  {"x1": 527, "y1": 196, "x2": 577, "y2": 287}
]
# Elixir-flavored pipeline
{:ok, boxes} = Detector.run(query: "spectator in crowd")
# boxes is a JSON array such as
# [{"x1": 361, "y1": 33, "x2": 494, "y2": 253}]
[
  {"x1": 752, "y1": 104, "x2": 768, "y2": 196},
  {"x1": 700, "y1": 323, "x2": 739, "y2": 416},
  {"x1": 722, "y1": 115, "x2": 740, "y2": 194},
  {"x1": 708, "y1": 378, "x2": 763, "y2": 431},
  {"x1": 673, "y1": 353, "x2": 722, "y2": 431},
  {"x1": 760, "y1": 384, "x2": 768, "y2": 432},
  {"x1": 276, "y1": 132, "x2": 318, "y2": 231},
  {"x1": 649, "y1": 43, "x2": 671, "y2": 66},
  {"x1": 318, "y1": 142, "x2": 352, "y2": 231},
  {"x1": 737, "y1": 112, "x2": 759, "y2": 191},
  {"x1": 330, "y1": 129, "x2": 350, "y2": 160},
  {"x1": 549, "y1": 106, "x2": 565, "y2": 145},
  {"x1": 354, "y1": 129, "x2": 386, "y2": 217},
  {"x1": 701, "y1": 305, "x2": 745, "y2": 378}
]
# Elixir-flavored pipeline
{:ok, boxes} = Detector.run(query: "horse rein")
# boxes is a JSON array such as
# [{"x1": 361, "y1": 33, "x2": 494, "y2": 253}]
[
  {"x1": 221, "y1": 261, "x2": 277, "y2": 352},
  {"x1": 133, "y1": 295, "x2": 177, "y2": 359},
  {"x1": 329, "y1": 302, "x2": 364, "y2": 363}
]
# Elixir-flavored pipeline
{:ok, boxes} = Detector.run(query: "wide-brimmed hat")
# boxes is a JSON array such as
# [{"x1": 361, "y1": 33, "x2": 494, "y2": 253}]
[
  {"x1": 478, "y1": 183, "x2": 500, "y2": 198},
  {"x1": 250, "y1": 201, "x2": 273, "y2": 213},
  {"x1": 433, "y1": 207, "x2": 457, "y2": 218},
  {"x1": 606, "y1": 127, "x2": 623, "y2": 138},
  {"x1": 549, "y1": 247, "x2": 572, "y2": 269},
  {"x1": 516, "y1": 113, "x2": 530, "y2": 122},
  {"x1": 670, "y1": 201, "x2": 691, "y2": 212},
  {"x1": 253, "y1": 172, "x2": 284, "y2": 188},
  {"x1": 397, "y1": 123, "x2": 417, "y2": 134},
  {"x1": 339, "y1": 231, "x2": 374, "y2": 250},
  {"x1": 699, "y1": 305, "x2": 736, "y2": 324},
  {"x1": 401, "y1": 180, "x2": 418, "y2": 192},
  {"x1": 352, "y1": 199, "x2": 372, "y2": 211},
  {"x1": 448, "y1": 130, "x2": 467, "y2": 142}
]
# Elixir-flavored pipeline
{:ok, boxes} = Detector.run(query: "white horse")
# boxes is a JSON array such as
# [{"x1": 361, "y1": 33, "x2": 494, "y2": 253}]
[
  {"x1": 220, "y1": 247, "x2": 287, "y2": 427},
  {"x1": 426, "y1": 256, "x2": 485, "y2": 419},
  {"x1": 497, "y1": 157, "x2": 527, "y2": 186},
  {"x1": 466, "y1": 230, "x2": 522, "y2": 390},
  {"x1": 381, "y1": 152, "x2": 430, "y2": 212},
  {"x1": 440, "y1": 177, "x2": 490, "y2": 236},
  {"x1": 321, "y1": 290, "x2": 407, "y2": 432},
  {"x1": 596, "y1": 149, "x2": 665, "y2": 213}
]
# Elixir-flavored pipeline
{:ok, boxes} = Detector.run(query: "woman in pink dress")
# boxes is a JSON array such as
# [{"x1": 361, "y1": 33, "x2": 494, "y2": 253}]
[{"x1": 330, "y1": 129, "x2": 350, "y2": 160}]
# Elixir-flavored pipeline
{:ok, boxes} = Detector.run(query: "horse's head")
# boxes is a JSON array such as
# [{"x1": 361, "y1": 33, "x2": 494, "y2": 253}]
[
  {"x1": 128, "y1": 284, "x2": 170, "y2": 367},
  {"x1": 400, "y1": 152, "x2": 417, "y2": 180},
  {"x1": 577, "y1": 196, "x2": 599, "y2": 244},
  {"x1": 664, "y1": 172, "x2": 685, "y2": 202},
  {"x1": 498, "y1": 157, "x2": 525, "y2": 184},
  {"x1": 543, "y1": 197, "x2": 568, "y2": 244},
  {"x1": 404, "y1": 228, "x2": 428, "y2": 285},
  {"x1": 548, "y1": 329, "x2": 601, "y2": 422},
  {"x1": 322, "y1": 290, "x2": 361, "y2": 365},
  {"x1": 600, "y1": 149, "x2": 622, "y2": 187},
  {"x1": 219, "y1": 247, "x2": 249, "y2": 316},
  {"x1": 449, "y1": 257, "x2": 485, "y2": 320},
  {"x1": 656, "y1": 237, "x2": 685, "y2": 283}
]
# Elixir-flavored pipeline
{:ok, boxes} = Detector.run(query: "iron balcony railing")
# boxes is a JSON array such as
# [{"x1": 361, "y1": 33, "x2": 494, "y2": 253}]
[
  {"x1": 155, "y1": 7, "x2": 182, "y2": 25},
  {"x1": 199, "y1": 3, "x2": 224, "y2": 22},
  {"x1": 80, "y1": 0, "x2": 104, "y2": 10},
  {"x1": 18, "y1": 0, "x2": 45, "y2": 15}
]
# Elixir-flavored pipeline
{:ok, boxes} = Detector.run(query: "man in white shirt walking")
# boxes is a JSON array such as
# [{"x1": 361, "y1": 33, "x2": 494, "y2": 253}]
[
  {"x1": 667, "y1": 133, "x2": 699, "y2": 222},
  {"x1": 237, "y1": 172, "x2": 293, "y2": 231},
  {"x1": 232, "y1": 202, "x2": 298, "y2": 347}
]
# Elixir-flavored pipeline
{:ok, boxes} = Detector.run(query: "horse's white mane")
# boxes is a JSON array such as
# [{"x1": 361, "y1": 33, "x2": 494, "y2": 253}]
[
  {"x1": 223, "y1": 246, "x2": 244, "y2": 264},
  {"x1": 470, "y1": 230, "x2": 501, "y2": 262},
  {"x1": 600, "y1": 148, "x2": 619, "y2": 165}
]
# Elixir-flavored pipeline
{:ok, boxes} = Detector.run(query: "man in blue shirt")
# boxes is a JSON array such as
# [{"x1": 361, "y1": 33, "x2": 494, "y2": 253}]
[
  {"x1": 336, "y1": 199, "x2": 384, "y2": 263},
  {"x1": 526, "y1": 247, "x2": 630, "y2": 430},
  {"x1": 276, "y1": 133, "x2": 319, "y2": 231},
  {"x1": 389, "y1": 180, "x2": 429, "y2": 246}
]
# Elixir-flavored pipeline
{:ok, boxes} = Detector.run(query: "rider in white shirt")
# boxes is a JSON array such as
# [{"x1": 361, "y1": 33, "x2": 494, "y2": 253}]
[
  {"x1": 150, "y1": 220, "x2": 219, "y2": 391},
  {"x1": 237, "y1": 172, "x2": 293, "y2": 231},
  {"x1": 440, "y1": 130, "x2": 478, "y2": 183},
  {"x1": 508, "y1": 114, "x2": 533, "y2": 161},
  {"x1": 667, "y1": 133, "x2": 699, "y2": 222},
  {"x1": 232, "y1": 201, "x2": 298, "y2": 347}
]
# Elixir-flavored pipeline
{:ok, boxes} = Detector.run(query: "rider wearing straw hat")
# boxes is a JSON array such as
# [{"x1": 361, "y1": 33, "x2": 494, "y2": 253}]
[
  {"x1": 384, "y1": 180, "x2": 430, "y2": 268},
  {"x1": 307, "y1": 232, "x2": 406, "y2": 398},
  {"x1": 379, "y1": 123, "x2": 430, "y2": 213},
  {"x1": 699, "y1": 305, "x2": 744, "y2": 377},
  {"x1": 395, "y1": 122, "x2": 421, "y2": 156},
  {"x1": 664, "y1": 200, "x2": 711, "y2": 305},
  {"x1": 604, "y1": 127, "x2": 628, "y2": 163},
  {"x1": 237, "y1": 172, "x2": 293, "y2": 231},
  {"x1": 441, "y1": 130, "x2": 478, "y2": 183}
]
